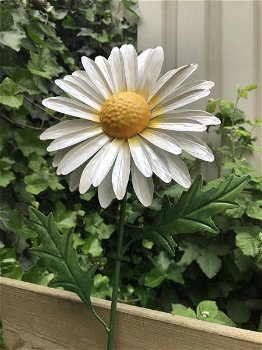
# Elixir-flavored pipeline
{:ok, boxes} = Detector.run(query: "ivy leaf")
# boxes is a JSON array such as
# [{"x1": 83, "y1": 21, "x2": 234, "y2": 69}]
[
  {"x1": 0, "y1": 77, "x2": 24, "y2": 108},
  {"x1": 29, "y1": 207, "x2": 98, "y2": 309},
  {"x1": 144, "y1": 267, "x2": 165, "y2": 288},
  {"x1": 0, "y1": 7, "x2": 14, "y2": 31},
  {"x1": 0, "y1": 28, "x2": 26, "y2": 51},
  {"x1": 14, "y1": 129, "x2": 47, "y2": 156},
  {"x1": 122, "y1": 0, "x2": 140, "y2": 16},
  {"x1": 27, "y1": 49, "x2": 63, "y2": 80},
  {"x1": 153, "y1": 175, "x2": 250, "y2": 235}
]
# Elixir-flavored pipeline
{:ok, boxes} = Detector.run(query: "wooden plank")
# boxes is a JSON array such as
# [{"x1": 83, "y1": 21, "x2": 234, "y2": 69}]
[{"x1": 0, "y1": 277, "x2": 261, "y2": 350}]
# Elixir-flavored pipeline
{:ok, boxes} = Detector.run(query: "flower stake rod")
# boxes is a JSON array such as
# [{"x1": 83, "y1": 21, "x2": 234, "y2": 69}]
[{"x1": 28, "y1": 45, "x2": 250, "y2": 349}]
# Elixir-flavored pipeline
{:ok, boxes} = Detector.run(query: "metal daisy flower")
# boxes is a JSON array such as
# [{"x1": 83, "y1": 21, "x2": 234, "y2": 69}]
[{"x1": 41, "y1": 45, "x2": 220, "y2": 208}]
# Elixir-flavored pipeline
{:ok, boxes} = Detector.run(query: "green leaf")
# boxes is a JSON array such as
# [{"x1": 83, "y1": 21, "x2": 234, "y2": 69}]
[
  {"x1": 178, "y1": 242, "x2": 200, "y2": 266},
  {"x1": 83, "y1": 8, "x2": 95, "y2": 22},
  {"x1": 0, "y1": 28, "x2": 26, "y2": 51},
  {"x1": 227, "y1": 299, "x2": 251, "y2": 323},
  {"x1": 0, "y1": 77, "x2": 24, "y2": 108},
  {"x1": 206, "y1": 99, "x2": 219, "y2": 113},
  {"x1": 145, "y1": 267, "x2": 166, "y2": 288},
  {"x1": 0, "y1": 203, "x2": 11, "y2": 230},
  {"x1": 27, "y1": 49, "x2": 63, "y2": 80},
  {"x1": 197, "y1": 249, "x2": 222, "y2": 278},
  {"x1": 25, "y1": 173, "x2": 49, "y2": 195},
  {"x1": 209, "y1": 310, "x2": 236, "y2": 327},
  {"x1": 14, "y1": 129, "x2": 46, "y2": 156},
  {"x1": 0, "y1": 247, "x2": 22, "y2": 279},
  {"x1": 246, "y1": 201, "x2": 262, "y2": 220},
  {"x1": 92, "y1": 274, "x2": 112, "y2": 299},
  {"x1": 81, "y1": 236, "x2": 103, "y2": 257},
  {"x1": 171, "y1": 304, "x2": 196, "y2": 319},
  {"x1": 29, "y1": 207, "x2": 98, "y2": 309},
  {"x1": 237, "y1": 84, "x2": 257, "y2": 99},
  {"x1": 235, "y1": 231, "x2": 259, "y2": 257},
  {"x1": 153, "y1": 175, "x2": 250, "y2": 235},
  {"x1": 4, "y1": 67, "x2": 41, "y2": 95},
  {"x1": 233, "y1": 248, "x2": 252, "y2": 273},
  {"x1": 7, "y1": 208, "x2": 37, "y2": 239},
  {"x1": 122, "y1": 0, "x2": 140, "y2": 16},
  {"x1": 0, "y1": 8, "x2": 14, "y2": 31},
  {"x1": 22, "y1": 264, "x2": 53, "y2": 286},
  {"x1": 197, "y1": 300, "x2": 218, "y2": 320}
]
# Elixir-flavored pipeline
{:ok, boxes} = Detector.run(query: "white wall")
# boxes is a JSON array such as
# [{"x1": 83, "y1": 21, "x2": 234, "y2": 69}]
[{"x1": 137, "y1": 0, "x2": 262, "y2": 173}]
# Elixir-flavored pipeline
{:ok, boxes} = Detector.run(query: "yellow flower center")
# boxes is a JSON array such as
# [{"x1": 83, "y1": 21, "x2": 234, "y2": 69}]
[{"x1": 100, "y1": 92, "x2": 150, "y2": 138}]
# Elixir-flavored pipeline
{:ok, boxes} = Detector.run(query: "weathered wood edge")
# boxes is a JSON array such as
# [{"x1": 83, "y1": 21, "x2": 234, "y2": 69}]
[
  {"x1": 1, "y1": 277, "x2": 261, "y2": 343},
  {"x1": 0, "y1": 277, "x2": 262, "y2": 350}
]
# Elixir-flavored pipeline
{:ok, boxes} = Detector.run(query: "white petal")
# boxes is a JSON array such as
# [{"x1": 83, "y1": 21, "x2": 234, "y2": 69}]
[
  {"x1": 172, "y1": 132, "x2": 214, "y2": 162},
  {"x1": 79, "y1": 160, "x2": 93, "y2": 194},
  {"x1": 131, "y1": 161, "x2": 153, "y2": 207},
  {"x1": 69, "y1": 165, "x2": 85, "y2": 191},
  {"x1": 153, "y1": 89, "x2": 211, "y2": 117},
  {"x1": 149, "y1": 64, "x2": 198, "y2": 105},
  {"x1": 40, "y1": 120, "x2": 95, "y2": 140},
  {"x1": 98, "y1": 169, "x2": 115, "y2": 208},
  {"x1": 148, "y1": 117, "x2": 207, "y2": 132},
  {"x1": 164, "y1": 152, "x2": 191, "y2": 188},
  {"x1": 140, "y1": 129, "x2": 181, "y2": 155},
  {"x1": 55, "y1": 79, "x2": 101, "y2": 111},
  {"x1": 112, "y1": 141, "x2": 130, "y2": 200},
  {"x1": 42, "y1": 97, "x2": 99, "y2": 121},
  {"x1": 95, "y1": 56, "x2": 116, "y2": 93},
  {"x1": 155, "y1": 109, "x2": 220, "y2": 126},
  {"x1": 52, "y1": 148, "x2": 70, "y2": 167},
  {"x1": 137, "y1": 47, "x2": 164, "y2": 99},
  {"x1": 72, "y1": 70, "x2": 105, "y2": 98},
  {"x1": 137, "y1": 49, "x2": 152, "y2": 82},
  {"x1": 120, "y1": 44, "x2": 138, "y2": 91},
  {"x1": 128, "y1": 136, "x2": 152, "y2": 177},
  {"x1": 141, "y1": 140, "x2": 171, "y2": 183},
  {"x1": 64, "y1": 74, "x2": 104, "y2": 103},
  {"x1": 81, "y1": 56, "x2": 112, "y2": 99},
  {"x1": 47, "y1": 126, "x2": 103, "y2": 152},
  {"x1": 108, "y1": 47, "x2": 126, "y2": 92},
  {"x1": 92, "y1": 138, "x2": 125, "y2": 187},
  {"x1": 57, "y1": 134, "x2": 111, "y2": 175}
]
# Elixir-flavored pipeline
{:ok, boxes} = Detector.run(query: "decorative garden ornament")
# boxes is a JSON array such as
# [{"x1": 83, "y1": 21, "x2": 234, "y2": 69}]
[
  {"x1": 40, "y1": 45, "x2": 221, "y2": 350},
  {"x1": 41, "y1": 44, "x2": 220, "y2": 208}
]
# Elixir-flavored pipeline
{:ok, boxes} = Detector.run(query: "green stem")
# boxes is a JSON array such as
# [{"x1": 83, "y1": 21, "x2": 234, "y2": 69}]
[
  {"x1": 107, "y1": 193, "x2": 127, "y2": 350},
  {"x1": 91, "y1": 306, "x2": 110, "y2": 334}
]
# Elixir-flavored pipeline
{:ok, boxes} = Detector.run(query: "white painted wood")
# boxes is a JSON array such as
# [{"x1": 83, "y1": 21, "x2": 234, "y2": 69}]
[{"x1": 137, "y1": 0, "x2": 262, "y2": 172}]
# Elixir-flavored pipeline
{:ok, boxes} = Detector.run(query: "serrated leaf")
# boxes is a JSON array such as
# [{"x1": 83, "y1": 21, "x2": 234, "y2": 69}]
[
  {"x1": 197, "y1": 249, "x2": 222, "y2": 279},
  {"x1": 235, "y1": 232, "x2": 259, "y2": 257},
  {"x1": 153, "y1": 175, "x2": 250, "y2": 235},
  {"x1": 29, "y1": 207, "x2": 98, "y2": 308}
]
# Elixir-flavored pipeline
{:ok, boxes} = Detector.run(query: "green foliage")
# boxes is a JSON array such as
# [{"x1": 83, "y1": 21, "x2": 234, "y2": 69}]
[
  {"x1": 151, "y1": 175, "x2": 250, "y2": 235},
  {"x1": 0, "y1": 1, "x2": 261, "y2": 333},
  {"x1": 29, "y1": 207, "x2": 98, "y2": 308},
  {"x1": 172, "y1": 300, "x2": 236, "y2": 327}
]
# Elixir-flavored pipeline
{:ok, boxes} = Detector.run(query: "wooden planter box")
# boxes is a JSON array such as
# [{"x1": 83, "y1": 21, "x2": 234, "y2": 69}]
[{"x1": 1, "y1": 277, "x2": 261, "y2": 350}]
